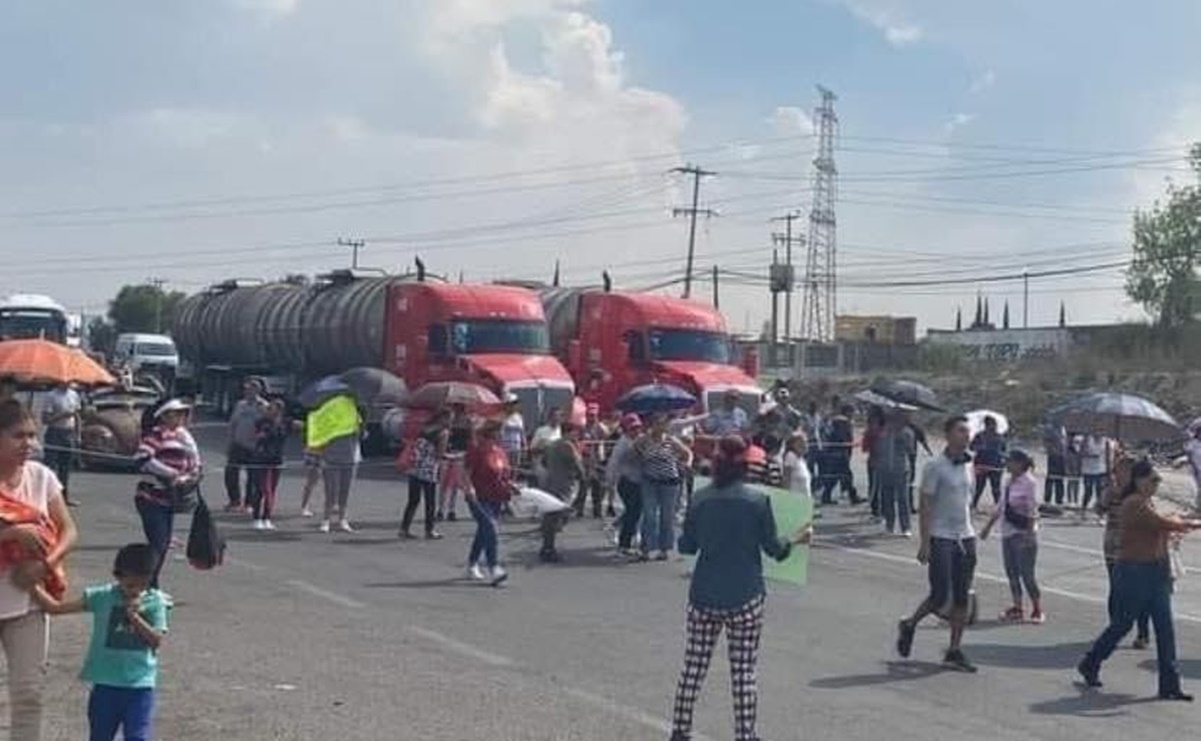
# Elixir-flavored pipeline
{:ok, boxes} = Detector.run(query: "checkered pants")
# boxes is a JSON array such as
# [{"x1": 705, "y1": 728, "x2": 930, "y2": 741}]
[{"x1": 671, "y1": 595, "x2": 765, "y2": 741}]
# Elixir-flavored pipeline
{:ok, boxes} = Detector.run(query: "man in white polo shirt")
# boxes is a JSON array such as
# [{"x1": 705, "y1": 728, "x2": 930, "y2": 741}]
[{"x1": 895, "y1": 415, "x2": 978, "y2": 673}]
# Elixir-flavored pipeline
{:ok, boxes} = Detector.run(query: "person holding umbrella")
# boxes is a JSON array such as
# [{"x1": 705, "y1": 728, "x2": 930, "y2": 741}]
[
  {"x1": 1097, "y1": 456, "x2": 1150, "y2": 648},
  {"x1": 607, "y1": 413, "x2": 645, "y2": 555},
  {"x1": 635, "y1": 413, "x2": 692, "y2": 562},
  {"x1": 1078, "y1": 460, "x2": 1201, "y2": 700}
]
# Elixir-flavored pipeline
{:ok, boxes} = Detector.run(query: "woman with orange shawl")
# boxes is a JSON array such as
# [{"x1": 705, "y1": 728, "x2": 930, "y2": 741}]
[{"x1": 0, "y1": 398, "x2": 79, "y2": 741}]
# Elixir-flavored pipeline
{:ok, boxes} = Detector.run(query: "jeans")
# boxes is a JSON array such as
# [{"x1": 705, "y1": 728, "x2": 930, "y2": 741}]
[
  {"x1": 1105, "y1": 560, "x2": 1150, "y2": 641},
  {"x1": 401, "y1": 477, "x2": 437, "y2": 534},
  {"x1": 1082, "y1": 474, "x2": 1106, "y2": 511},
  {"x1": 1001, "y1": 532, "x2": 1041, "y2": 604},
  {"x1": 972, "y1": 469, "x2": 1002, "y2": 508},
  {"x1": 0, "y1": 611, "x2": 47, "y2": 741},
  {"x1": 224, "y1": 444, "x2": 255, "y2": 506},
  {"x1": 878, "y1": 472, "x2": 911, "y2": 533},
  {"x1": 818, "y1": 454, "x2": 857, "y2": 504},
  {"x1": 322, "y1": 464, "x2": 357, "y2": 521},
  {"x1": 1044, "y1": 476, "x2": 1065, "y2": 505},
  {"x1": 1084, "y1": 561, "x2": 1180, "y2": 694},
  {"x1": 135, "y1": 496, "x2": 174, "y2": 589},
  {"x1": 468, "y1": 499, "x2": 502, "y2": 569},
  {"x1": 88, "y1": 685, "x2": 154, "y2": 741},
  {"x1": 43, "y1": 427, "x2": 75, "y2": 499},
  {"x1": 641, "y1": 480, "x2": 679, "y2": 554},
  {"x1": 616, "y1": 477, "x2": 643, "y2": 549}
]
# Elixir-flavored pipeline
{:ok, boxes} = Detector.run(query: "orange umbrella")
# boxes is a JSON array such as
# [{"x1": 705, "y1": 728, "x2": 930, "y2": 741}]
[{"x1": 0, "y1": 339, "x2": 115, "y2": 387}]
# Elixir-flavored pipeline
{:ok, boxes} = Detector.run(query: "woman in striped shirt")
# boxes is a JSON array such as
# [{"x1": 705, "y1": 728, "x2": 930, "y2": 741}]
[
  {"x1": 636, "y1": 414, "x2": 692, "y2": 562},
  {"x1": 134, "y1": 399, "x2": 202, "y2": 588}
]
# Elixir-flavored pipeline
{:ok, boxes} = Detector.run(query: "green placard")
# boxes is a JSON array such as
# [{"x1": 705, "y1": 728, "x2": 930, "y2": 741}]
[{"x1": 762, "y1": 486, "x2": 811, "y2": 587}]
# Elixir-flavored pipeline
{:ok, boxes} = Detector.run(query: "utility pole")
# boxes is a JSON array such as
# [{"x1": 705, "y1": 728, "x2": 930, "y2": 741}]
[
  {"x1": 770, "y1": 249, "x2": 780, "y2": 366},
  {"x1": 338, "y1": 238, "x2": 366, "y2": 270},
  {"x1": 672, "y1": 165, "x2": 717, "y2": 299},
  {"x1": 802, "y1": 86, "x2": 839, "y2": 342},
  {"x1": 146, "y1": 277, "x2": 166, "y2": 333},
  {"x1": 712, "y1": 265, "x2": 720, "y2": 309},
  {"x1": 771, "y1": 211, "x2": 803, "y2": 341},
  {"x1": 1023, "y1": 269, "x2": 1030, "y2": 329}
]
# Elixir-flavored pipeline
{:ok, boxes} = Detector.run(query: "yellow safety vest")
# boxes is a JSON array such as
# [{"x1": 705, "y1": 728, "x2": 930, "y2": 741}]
[{"x1": 306, "y1": 395, "x2": 360, "y2": 449}]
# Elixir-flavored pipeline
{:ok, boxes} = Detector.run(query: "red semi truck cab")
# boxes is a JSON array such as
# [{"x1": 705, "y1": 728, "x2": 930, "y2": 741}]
[
  {"x1": 544, "y1": 289, "x2": 762, "y2": 417},
  {"x1": 387, "y1": 282, "x2": 576, "y2": 429}
]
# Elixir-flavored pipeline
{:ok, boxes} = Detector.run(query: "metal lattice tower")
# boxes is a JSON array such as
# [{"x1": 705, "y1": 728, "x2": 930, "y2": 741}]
[{"x1": 801, "y1": 86, "x2": 839, "y2": 342}]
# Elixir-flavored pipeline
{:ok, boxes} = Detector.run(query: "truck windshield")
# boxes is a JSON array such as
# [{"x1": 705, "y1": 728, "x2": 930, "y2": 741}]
[
  {"x1": 450, "y1": 320, "x2": 550, "y2": 355},
  {"x1": 647, "y1": 328, "x2": 731, "y2": 364},
  {"x1": 0, "y1": 310, "x2": 67, "y2": 343},
  {"x1": 135, "y1": 343, "x2": 176, "y2": 357}
]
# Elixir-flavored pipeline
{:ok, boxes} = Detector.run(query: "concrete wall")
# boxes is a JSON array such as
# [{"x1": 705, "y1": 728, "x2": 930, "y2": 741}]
[{"x1": 835, "y1": 315, "x2": 918, "y2": 345}]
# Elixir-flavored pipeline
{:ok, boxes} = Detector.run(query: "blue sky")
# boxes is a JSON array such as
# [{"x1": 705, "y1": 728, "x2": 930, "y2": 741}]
[{"x1": 0, "y1": 0, "x2": 1197, "y2": 334}]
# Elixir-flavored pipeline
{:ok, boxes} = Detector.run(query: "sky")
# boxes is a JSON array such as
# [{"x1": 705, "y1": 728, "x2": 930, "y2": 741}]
[{"x1": 1, "y1": 0, "x2": 1199, "y2": 337}]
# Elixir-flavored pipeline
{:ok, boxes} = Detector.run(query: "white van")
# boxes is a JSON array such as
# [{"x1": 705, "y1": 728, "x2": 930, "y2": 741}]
[{"x1": 113, "y1": 333, "x2": 180, "y2": 372}]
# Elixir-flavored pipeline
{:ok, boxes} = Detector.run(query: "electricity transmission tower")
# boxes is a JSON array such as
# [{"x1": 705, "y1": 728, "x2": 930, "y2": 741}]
[{"x1": 801, "y1": 86, "x2": 839, "y2": 342}]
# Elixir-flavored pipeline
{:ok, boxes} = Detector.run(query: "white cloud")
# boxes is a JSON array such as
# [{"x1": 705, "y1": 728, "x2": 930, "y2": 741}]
[
  {"x1": 968, "y1": 70, "x2": 996, "y2": 95},
  {"x1": 944, "y1": 112, "x2": 975, "y2": 133},
  {"x1": 227, "y1": 0, "x2": 298, "y2": 18},
  {"x1": 842, "y1": 2, "x2": 923, "y2": 46},
  {"x1": 767, "y1": 106, "x2": 815, "y2": 136}
]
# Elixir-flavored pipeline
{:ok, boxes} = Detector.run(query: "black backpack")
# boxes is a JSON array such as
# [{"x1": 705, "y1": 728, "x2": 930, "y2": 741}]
[{"x1": 186, "y1": 494, "x2": 226, "y2": 570}]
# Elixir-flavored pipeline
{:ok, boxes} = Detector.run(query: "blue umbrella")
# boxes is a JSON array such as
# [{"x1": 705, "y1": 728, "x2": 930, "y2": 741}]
[
  {"x1": 615, "y1": 383, "x2": 696, "y2": 415},
  {"x1": 299, "y1": 375, "x2": 352, "y2": 409},
  {"x1": 1048, "y1": 392, "x2": 1181, "y2": 442}
]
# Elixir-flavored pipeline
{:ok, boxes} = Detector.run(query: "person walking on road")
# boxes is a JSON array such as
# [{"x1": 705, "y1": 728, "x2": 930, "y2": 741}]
[
  {"x1": 249, "y1": 399, "x2": 288, "y2": 531},
  {"x1": 465, "y1": 420, "x2": 513, "y2": 586},
  {"x1": 317, "y1": 402, "x2": 362, "y2": 534},
  {"x1": 537, "y1": 423, "x2": 586, "y2": 563},
  {"x1": 896, "y1": 415, "x2": 979, "y2": 673},
  {"x1": 980, "y1": 450, "x2": 1043, "y2": 623},
  {"x1": 400, "y1": 411, "x2": 449, "y2": 540},
  {"x1": 0, "y1": 399, "x2": 79, "y2": 741},
  {"x1": 636, "y1": 413, "x2": 691, "y2": 562},
  {"x1": 1097, "y1": 456, "x2": 1150, "y2": 648},
  {"x1": 818, "y1": 405, "x2": 860, "y2": 506},
  {"x1": 40, "y1": 382, "x2": 81, "y2": 507},
  {"x1": 1077, "y1": 460, "x2": 1201, "y2": 701},
  {"x1": 874, "y1": 411, "x2": 915, "y2": 537},
  {"x1": 606, "y1": 414, "x2": 644, "y2": 555},
  {"x1": 437, "y1": 403, "x2": 473, "y2": 522},
  {"x1": 134, "y1": 399, "x2": 199, "y2": 589},
  {"x1": 224, "y1": 379, "x2": 265, "y2": 513},
  {"x1": 970, "y1": 415, "x2": 1006, "y2": 510},
  {"x1": 669, "y1": 435, "x2": 811, "y2": 741}
]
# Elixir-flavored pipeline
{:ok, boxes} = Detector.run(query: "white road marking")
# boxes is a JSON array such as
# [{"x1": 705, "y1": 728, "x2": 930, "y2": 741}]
[
  {"x1": 562, "y1": 687, "x2": 716, "y2": 741},
  {"x1": 820, "y1": 542, "x2": 1201, "y2": 625},
  {"x1": 284, "y1": 579, "x2": 367, "y2": 609},
  {"x1": 405, "y1": 625, "x2": 515, "y2": 667}
]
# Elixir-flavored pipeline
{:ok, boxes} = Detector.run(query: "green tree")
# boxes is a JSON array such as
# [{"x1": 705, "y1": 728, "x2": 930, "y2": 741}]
[
  {"x1": 1126, "y1": 143, "x2": 1201, "y2": 327},
  {"x1": 107, "y1": 284, "x2": 188, "y2": 334}
]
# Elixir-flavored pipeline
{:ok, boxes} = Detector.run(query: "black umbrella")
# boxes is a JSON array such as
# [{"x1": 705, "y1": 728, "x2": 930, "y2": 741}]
[
  {"x1": 868, "y1": 378, "x2": 945, "y2": 412},
  {"x1": 298, "y1": 375, "x2": 351, "y2": 409},
  {"x1": 1047, "y1": 392, "x2": 1182, "y2": 442},
  {"x1": 339, "y1": 367, "x2": 408, "y2": 410}
]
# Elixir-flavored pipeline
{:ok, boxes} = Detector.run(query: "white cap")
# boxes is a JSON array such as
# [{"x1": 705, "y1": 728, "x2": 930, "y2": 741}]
[
  {"x1": 503, "y1": 392, "x2": 520, "y2": 404},
  {"x1": 155, "y1": 398, "x2": 193, "y2": 418}
]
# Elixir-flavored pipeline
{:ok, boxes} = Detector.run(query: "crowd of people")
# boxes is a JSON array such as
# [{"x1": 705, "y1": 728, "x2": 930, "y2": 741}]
[{"x1": 3, "y1": 377, "x2": 1201, "y2": 741}]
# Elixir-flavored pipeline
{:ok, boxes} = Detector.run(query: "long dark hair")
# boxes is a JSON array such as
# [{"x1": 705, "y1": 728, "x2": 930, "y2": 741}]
[{"x1": 712, "y1": 435, "x2": 749, "y2": 488}]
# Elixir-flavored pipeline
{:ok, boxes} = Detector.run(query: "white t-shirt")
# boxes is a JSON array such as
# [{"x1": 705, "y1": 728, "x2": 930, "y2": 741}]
[
  {"x1": 0, "y1": 462, "x2": 61, "y2": 619},
  {"x1": 42, "y1": 388, "x2": 82, "y2": 431},
  {"x1": 1081, "y1": 436, "x2": 1109, "y2": 476},
  {"x1": 783, "y1": 451, "x2": 812, "y2": 498},
  {"x1": 919, "y1": 453, "x2": 976, "y2": 540},
  {"x1": 531, "y1": 425, "x2": 561, "y2": 452}
]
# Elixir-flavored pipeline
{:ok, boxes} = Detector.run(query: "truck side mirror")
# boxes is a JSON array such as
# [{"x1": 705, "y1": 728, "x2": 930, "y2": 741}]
[{"x1": 567, "y1": 339, "x2": 582, "y2": 374}]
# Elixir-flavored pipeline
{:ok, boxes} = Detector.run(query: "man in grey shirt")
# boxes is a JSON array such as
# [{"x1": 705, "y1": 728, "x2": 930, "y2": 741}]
[
  {"x1": 224, "y1": 379, "x2": 266, "y2": 511},
  {"x1": 895, "y1": 415, "x2": 978, "y2": 673}
]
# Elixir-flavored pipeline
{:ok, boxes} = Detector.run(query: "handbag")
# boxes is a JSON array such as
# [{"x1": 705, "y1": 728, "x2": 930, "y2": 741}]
[
  {"x1": 1002, "y1": 485, "x2": 1033, "y2": 531},
  {"x1": 186, "y1": 493, "x2": 226, "y2": 571}
]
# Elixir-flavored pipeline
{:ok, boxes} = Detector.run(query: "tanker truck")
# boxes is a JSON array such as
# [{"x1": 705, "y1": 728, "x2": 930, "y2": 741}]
[
  {"x1": 518, "y1": 278, "x2": 763, "y2": 418},
  {"x1": 173, "y1": 269, "x2": 575, "y2": 436}
]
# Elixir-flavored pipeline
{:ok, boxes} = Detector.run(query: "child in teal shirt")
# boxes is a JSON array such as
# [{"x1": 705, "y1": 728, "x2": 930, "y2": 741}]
[{"x1": 35, "y1": 543, "x2": 171, "y2": 741}]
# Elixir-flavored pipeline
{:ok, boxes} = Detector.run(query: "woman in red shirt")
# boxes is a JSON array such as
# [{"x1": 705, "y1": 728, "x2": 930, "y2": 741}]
[{"x1": 466, "y1": 420, "x2": 514, "y2": 587}]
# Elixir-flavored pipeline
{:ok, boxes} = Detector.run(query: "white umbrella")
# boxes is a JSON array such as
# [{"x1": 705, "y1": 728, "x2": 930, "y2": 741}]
[
  {"x1": 509, "y1": 487, "x2": 571, "y2": 519},
  {"x1": 966, "y1": 409, "x2": 1009, "y2": 439}
]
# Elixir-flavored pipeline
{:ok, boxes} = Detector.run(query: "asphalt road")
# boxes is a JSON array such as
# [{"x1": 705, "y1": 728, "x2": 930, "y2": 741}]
[{"x1": 11, "y1": 431, "x2": 1201, "y2": 741}]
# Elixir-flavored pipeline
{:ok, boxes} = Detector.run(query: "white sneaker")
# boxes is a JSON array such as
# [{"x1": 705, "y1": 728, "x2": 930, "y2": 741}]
[
  {"x1": 468, "y1": 564, "x2": 486, "y2": 581},
  {"x1": 263, "y1": 520, "x2": 276, "y2": 531},
  {"x1": 318, "y1": 520, "x2": 331, "y2": 533},
  {"x1": 252, "y1": 519, "x2": 264, "y2": 531},
  {"x1": 490, "y1": 566, "x2": 509, "y2": 586},
  {"x1": 901, "y1": 530, "x2": 913, "y2": 539},
  {"x1": 300, "y1": 508, "x2": 314, "y2": 518},
  {"x1": 338, "y1": 520, "x2": 355, "y2": 533}
]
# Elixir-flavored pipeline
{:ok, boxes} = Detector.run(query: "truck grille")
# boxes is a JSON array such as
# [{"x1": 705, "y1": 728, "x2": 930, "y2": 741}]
[{"x1": 510, "y1": 386, "x2": 574, "y2": 434}]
